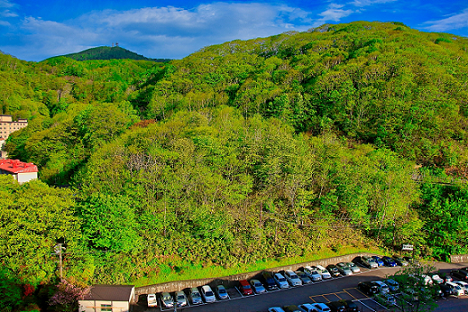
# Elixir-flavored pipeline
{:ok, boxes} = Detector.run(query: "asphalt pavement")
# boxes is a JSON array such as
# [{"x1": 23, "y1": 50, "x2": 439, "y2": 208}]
[{"x1": 138, "y1": 261, "x2": 468, "y2": 312}]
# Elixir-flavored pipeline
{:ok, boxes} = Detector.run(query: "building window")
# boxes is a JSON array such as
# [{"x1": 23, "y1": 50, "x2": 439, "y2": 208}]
[{"x1": 101, "y1": 304, "x2": 112, "y2": 312}]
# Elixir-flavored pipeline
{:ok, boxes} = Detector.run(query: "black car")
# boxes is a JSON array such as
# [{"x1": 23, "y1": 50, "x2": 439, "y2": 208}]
[
  {"x1": 344, "y1": 300, "x2": 359, "y2": 312},
  {"x1": 262, "y1": 271, "x2": 279, "y2": 290},
  {"x1": 438, "y1": 283, "x2": 453, "y2": 296},
  {"x1": 451, "y1": 269, "x2": 468, "y2": 280},
  {"x1": 283, "y1": 305, "x2": 302, "y2": 312},
  {"x1": 352, "y1": 256, "x2": 369, "y2": 268},
  {"x1": 327, "y1": 264, "x2": 341, "y2": 277},
  {"x1": 358, "y1": 281, "x2": 379, "y2": 295},
  {"x1": 326, "y1": 301, "x2": 347, "y2": 312}
]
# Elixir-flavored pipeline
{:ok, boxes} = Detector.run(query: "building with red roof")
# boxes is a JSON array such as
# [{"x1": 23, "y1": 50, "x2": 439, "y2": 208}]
[{"x1": 0, "y1": 159, "x2": 38, "y2": 183}]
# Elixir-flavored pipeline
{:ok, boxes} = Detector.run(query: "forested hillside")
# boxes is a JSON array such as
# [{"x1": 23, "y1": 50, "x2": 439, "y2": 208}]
[
  {"x1": 57, "y1": 46, "x2": 171, "y2": 62},
  {"x1": 1, "y1": 21, "x2": 468, "y2": 311}
]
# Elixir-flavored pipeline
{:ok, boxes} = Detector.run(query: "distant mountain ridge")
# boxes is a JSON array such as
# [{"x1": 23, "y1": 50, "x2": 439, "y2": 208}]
[{"x1": 57, "y1": 46, "x2": 171, "y2": 62}]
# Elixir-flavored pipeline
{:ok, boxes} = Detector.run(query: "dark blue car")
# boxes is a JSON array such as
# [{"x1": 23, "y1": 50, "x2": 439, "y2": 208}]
[
  {"x1": 382, "y1": 256, "x2": 397, "y2": 267},
  {"x1": 372, "y1": 256, "x2": 384, "y2": 266}
]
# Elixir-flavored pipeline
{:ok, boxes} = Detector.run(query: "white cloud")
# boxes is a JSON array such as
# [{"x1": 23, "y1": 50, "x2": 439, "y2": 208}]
[
  {"x1": 350, "y1": 0, "x2": 397, "y2": 7},
  {"x1": 317, "y1": 4, "x2": 354, "y2": 23},
  {"x1": 423, "y1": 8, "x2": 468, "y2": 32},
  {"x1": 2, "y1": 2, "x2": 322, "y2": 61}
]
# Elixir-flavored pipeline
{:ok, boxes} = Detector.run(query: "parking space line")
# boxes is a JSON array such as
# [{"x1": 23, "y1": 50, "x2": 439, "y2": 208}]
[
  {"x1": 309, "y1": 294, "x2": 329, "y2": 303},
  {"x1": 343, "y1": 288, "x2": 360, "y2": 300},
  {"x1": 356, "y1": 299, "x2": 376, "y2": 312}
]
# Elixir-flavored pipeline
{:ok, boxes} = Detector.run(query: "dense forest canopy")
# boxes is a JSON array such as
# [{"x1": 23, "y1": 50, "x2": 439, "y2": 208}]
[{"x1": 1, "y1": 21, "x2": 468, "y2": 311}]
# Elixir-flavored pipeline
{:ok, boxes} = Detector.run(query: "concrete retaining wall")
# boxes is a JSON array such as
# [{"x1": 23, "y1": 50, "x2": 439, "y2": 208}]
[
  {"x1": 135, "y1": 252, "x2": 381, "y2": 296},
  {"x1": 451, "y1": 254, "x2": 468, "y2": 263}
]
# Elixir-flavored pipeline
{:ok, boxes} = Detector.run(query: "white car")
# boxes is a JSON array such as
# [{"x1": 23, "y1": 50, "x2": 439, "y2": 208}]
[
  {"x1": 421, "y1": 274, "x2": 433, "y2": 285},
  {"x1": 147, "y1": 293, "x2": 157, "y2": 308},
  {"x1": 311, "y1": 302, "x2": 331, "y2": 312},
  {"x1": 431, "y1": 274, "x2": 444, "y2": 284},
  {"x1": 304, "y1": 266, "x2": 322, "y2": 282},
  {"x1": 201, "y1": 285, "x2": 216, "y2": 302},
  {"x1": 189, "y1": 287, "x2": 202, "y2": 305},
  {"x1": 446, "y1": 282, "x2": 464, "y2": 296},
  {"x1": 250, "y1": 279, "x2": 266, "y2": 294},
  {"x1": 274, "y1": 272, "x2": 290, "y2": 289},
  {"x1": 454, "y1": 281, "x2": 468, "y2": 295},
  {"x1": 284, "y1": 270, "x2": 302, "y2": 286},
  {"x1": 175, "y1": 291, "x2": 187, "y2": 307},
  {"x1": 315, "y1": 265, "x2": 332, "y2": 279}
]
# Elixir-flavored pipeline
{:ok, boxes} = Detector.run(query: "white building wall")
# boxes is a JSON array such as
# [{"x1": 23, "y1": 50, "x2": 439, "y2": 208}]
[
  {"x1": 16, "y1": 172, "x2": 38, "y2": 184},
  {"x1": 78, "y1": 300, "x2": 130, "y2": 312}
]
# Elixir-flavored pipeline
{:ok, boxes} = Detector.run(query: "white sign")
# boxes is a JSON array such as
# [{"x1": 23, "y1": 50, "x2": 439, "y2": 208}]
[{"x1": 402, "y1": 244, "x2": 414, "y2": 251}]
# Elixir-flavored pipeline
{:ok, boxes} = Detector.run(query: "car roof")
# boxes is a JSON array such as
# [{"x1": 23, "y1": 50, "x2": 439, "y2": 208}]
[
  {"x1": 239, "y1": 279, "x2": 249, "y2": 285},
  {"x1": 373, "y1": 281, "x2": 387, "y2": 286},
  {"x1": 176, "y1": 290, "x2": 185, "y2": 295},
  {"x1": 201, "y1": 285, "x2": 212, "y2": 291}
]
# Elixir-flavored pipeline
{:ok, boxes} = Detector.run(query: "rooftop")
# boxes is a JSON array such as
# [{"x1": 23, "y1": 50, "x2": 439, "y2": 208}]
[
  {"x1": 0, "y1": 159, "x2": 38, "y2": 174},
  {"x1": 84, "y1": 285, "x2": 134, "y2": 301}
]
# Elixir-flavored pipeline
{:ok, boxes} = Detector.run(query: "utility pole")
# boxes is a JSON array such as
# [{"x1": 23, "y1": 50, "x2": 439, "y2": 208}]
[{"x1": 54, "y1": 243, "x2": 66, "y2": 280}]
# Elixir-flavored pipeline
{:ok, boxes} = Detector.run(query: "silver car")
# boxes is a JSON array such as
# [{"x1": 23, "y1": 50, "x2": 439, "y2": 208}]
[
  {"x1": 304, "y1": 266, "x2": 323, "y2": 282},
  {"x1": 189, "y1": 287, "x2": 202, "y2": 305},
  {"x1": 250, "y1": 279, "x2": 266, "y2": 294},
  {"x1": 336, "y1": 262, "x2": 353, "y2": 276},
  {"x1": 216, "y1": 285, "x2": 229, "y2": 299},
  {"x1": 175, "y1": 290, "x2": 187, "y2": 307},
  {"x1": 347, "y1": 262, "x2": 361, "y2": 273},
  {"x1": 161, "y1": 292, "x2": 174, "y2": 308}
]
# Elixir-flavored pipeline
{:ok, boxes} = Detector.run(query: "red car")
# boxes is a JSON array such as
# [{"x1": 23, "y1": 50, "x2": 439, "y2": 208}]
[{"x1": 239, "y1": 279, "x2": 253, "y2": 295}]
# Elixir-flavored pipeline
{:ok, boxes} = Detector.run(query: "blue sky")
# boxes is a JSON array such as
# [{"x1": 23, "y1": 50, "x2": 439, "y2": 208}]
[{"x1": 1, "y1": 0, "x2": 467, "y2": 61}]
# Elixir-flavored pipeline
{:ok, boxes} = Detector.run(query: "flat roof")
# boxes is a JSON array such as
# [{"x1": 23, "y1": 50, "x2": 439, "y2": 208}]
[
  {"x1": 84, "y1": 285, "x2": 134, "y2": 302},
  {"x1": 0, "y1": 159, "x2": 38, "y2": 173}
]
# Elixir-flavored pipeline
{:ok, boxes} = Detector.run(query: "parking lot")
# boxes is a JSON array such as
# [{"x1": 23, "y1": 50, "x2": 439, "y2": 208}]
[{"x1": 136, "y1": 261, "x2": 468, "y2": 312}]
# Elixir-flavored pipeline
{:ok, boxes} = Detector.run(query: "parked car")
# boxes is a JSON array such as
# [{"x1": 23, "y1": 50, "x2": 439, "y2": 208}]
[
  {"x1": 326, "y1": 301, "x2": 347, "y2": 312},
  {"x1": 372, "y1": 281, "x2": 390, "y2": 294},
  {"x1": 147, "y1": 293, "x2": 157, "y2": 308},
  {"x1": 336, "y1": 262, "x2": 353, "y2": 276},
  {"x1": 175, "y1": 291, "x2": 187, "y2": 307},
  {"x1": 439, "y1": 272, "x2": 453, "y2": 283},
  {"x1": 189, "y1": 287, "x2": 203, "y2": 305},
  {"x1": 393, "y1": 256, "x2": 409, "y2": 266},
  {"x1": 201, "y1": 285, "x2": 216, "y2": 302},
  {"x1": 343, "y1": 300, "x2": 359, "y2": 312},
  {"x1": 283, "y1": 305, "x2": 302, "y2": 312},
  {"x1": 274, "y1": 272, "x2": 290, "y2": 289},
  {"x1": 438, "y1": 283, "x2": 454, "y2": 296},
  {"x1": 298, "y1": 303, "x2": 319, "y2": 312},
  {"x1": 284, "y1": 270, "x2": 302, "y2": 286},
  {"x1": 161, "y1": 292, "x2": 174, "y2": 308},
  {"x1": 269, "y1": 308, "x2": 286, "y2": 312},
  {"x1": 451, "y1": 269, "x2": 468, "y2": 280},
  {"x1": 263, "y1": 271, "x2": 279, "y2": 290},
  {"x1": 446, "y1": 282, "x2": 464, "y2": 296},
  {"x1": 430, "y1": 274, "x2": 444, "y2": 284},
  {"x1": 326, "y1": 264, "x2": 341, "y2": 277},
  {"x1": 311, "y1": 303, "x2": 332, "y2": 312},
  {"x1": 362, "y1": 256, "x2": 378, "y2": 269},
  {"x1": 375, "y1": 293, "x2": 397, "y2": 306},
  {"x1": 372, "y1": 256, "x2": 385, "y2": 266},
  {"x1": 358, "y1": 281, "x2": 379, "y2": 295},
  {"x1": 239, "y1": 279, "x2": 253, "y2": 295},
  {"x1": 304, "y1": 266, "x2": 323, "y2": 282},
  {"x1": 250, "y1": 279, "x2": 266, "y2": 294},
  {"x1": 454, "y1": 281, "x2": 468, "y2": 295},
  {"x1": 296, "y1": 270, "x2": 312, "y2": 284},
  {"x1": 347, "y1": 262, "x2": 361, "y2": 273},
  {"x1": 384, "y1": 279, "x2": 399, "y2": 292},
  {"x1": 216, "y1": 285, "x2": 229, "y2": 300},
  {"x1": 382, "y1": 256, "x2": 397, "y2": 267},
  {"x1": 315, "y1": 265, "x2": 332, "y2": 279},
  {"x1": 421, "y1": 274, "x2": 433, "y2": 285}
]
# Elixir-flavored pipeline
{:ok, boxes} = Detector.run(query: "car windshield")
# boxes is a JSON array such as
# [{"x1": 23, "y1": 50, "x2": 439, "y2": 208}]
[
  {"x1": 254, "y1": 282, "x2": 262, "y2": 287},
  {"x1": 243, "y1": 284, "x2": 251, "y2": 289},
  {"x1": 192, "y1": 292, "x2": 200, "y2": 298},
  {"x1": 279, "y1": 277, "x2": 286, "y2": 282},
  {"x1": 163, "y1": 294, "x2": 172, "y2": 301},
  {"x1": 206, "y1": 291, "x2": 214, "y2": 296},
  {"x1": 177, "y1": 294, "x2": 185, "y2": 300},
  {"x1": 219, "y1": 288, "x2": 226, "y2": 293},
  {"x1": 290, "y1": 274, "x2": 299, "y2": 279}
]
